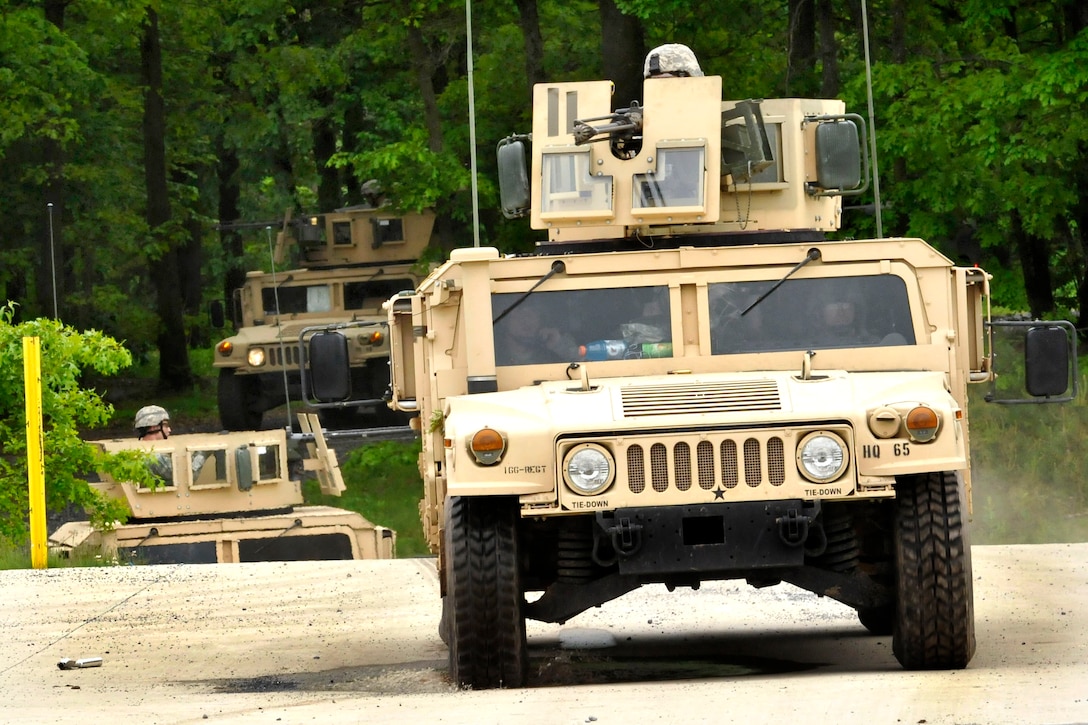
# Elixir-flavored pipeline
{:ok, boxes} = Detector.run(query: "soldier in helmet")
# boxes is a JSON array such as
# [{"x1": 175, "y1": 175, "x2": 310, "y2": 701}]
[
  {"x1": 134, "y1": 404, "x2": 209, "y2": 486},
  {"x1": 643, "y1": 43, "x2": 704, "y2": 79},
  {"x1": 135, "y1": 405, "x2": 171, "y2": 440}
]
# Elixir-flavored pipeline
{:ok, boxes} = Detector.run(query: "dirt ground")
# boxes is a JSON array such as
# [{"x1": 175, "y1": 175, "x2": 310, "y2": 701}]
[{"x1": 2, "y1": 544, "x2": 1087, "y2": 724}]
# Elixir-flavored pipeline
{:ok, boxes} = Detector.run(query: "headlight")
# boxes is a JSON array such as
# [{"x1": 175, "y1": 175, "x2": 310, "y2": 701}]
[
  {"x1": 247, "y1": 348, "x2": 266, "y2": 367},
  {"x1": 797, "y1": 431, "x2": 848, "y2": 483},
  {"x1": 563, "y1": 444, "x2": 615, "y2": 495}
]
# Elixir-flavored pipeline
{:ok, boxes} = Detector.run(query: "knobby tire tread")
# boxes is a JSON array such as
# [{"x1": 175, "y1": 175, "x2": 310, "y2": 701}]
[
  {"x1": 893, "y1": 471, "x2": 975, "y2": 669},
  {"x1": 446, "y1": 496, "x2": 527, "y2": 689}
]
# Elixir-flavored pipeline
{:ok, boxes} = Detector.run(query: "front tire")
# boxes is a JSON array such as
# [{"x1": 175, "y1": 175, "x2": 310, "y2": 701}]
[
  {"x1": 444, "y1": 496, "x2": 527, "y2": 689},
  {"x1": 217, "y1": 368, "x2": 264, "y2": 430},
  {"x1": 892, "y1": 471, "x2": 975, "y2": 669}
]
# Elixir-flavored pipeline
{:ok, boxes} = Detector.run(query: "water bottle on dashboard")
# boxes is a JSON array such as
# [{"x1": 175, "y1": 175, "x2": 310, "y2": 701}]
[{"x1": 579, "y1": 340, "x2": 627, "y2": 361}]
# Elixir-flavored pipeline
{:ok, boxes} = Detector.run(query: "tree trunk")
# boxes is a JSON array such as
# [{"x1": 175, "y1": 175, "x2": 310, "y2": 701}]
[
  {"x1": 817, "y1": 0, "x2": 840, "y2": 97},
  {"x1": 406, "y1": 25, "x2": 444, "y2": 154},
  {"x1": 313, "y1": 89, "x2": 341, "y2": 212},
  {"x1": 1010, "y1": 209, "x2": 1054, "y2": 317},
  {"x1": 787, "y1": 0, "x2": 816, "y2": 95},
  {"x1": 599, "y1": 0, "x2": 644, "y2": 110},
  {"x1": 142, "y1": 8, "x2": 193, "y2": 392},
  {"x1": 216, "y1": 145, "x2": 245, "y2": 321},
  {"x1": 514, "y1": 0, "x2": 545, "y2": 95}
]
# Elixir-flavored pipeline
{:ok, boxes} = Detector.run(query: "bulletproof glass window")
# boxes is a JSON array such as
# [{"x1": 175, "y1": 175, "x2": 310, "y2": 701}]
[
  {"x1": 137, "y1": 451, "x2": 176, "y2": 491},
  {"x1": 744, "y1": 123, "x2": 783, "y2": 184},
  {"x1": 540, "y1": 151, "x2": 613, "y2": 214},
  {"x1": 493, "y1": 286, "x2": 672, "y2": 366},
  {"x1": 189, "y1": 448, "x2": 229, "y2": 490},
  {"x1": 709, "y1": 275, "x2": 915, "y2": 355},
  {"x1": 372, "y1": 218, "x2": 405, "y2": 245},
  {"x1": 633, "y1": 147, "x2": 705, "y2": 208},
  {"x1": 333, "y1": 221, "x2": 352, "y2": 245},
  {"x1": 344, "y1": 279, "x2": 416, "y2": 310},
  {"x1": 255, "y1": 444, "x2": 281, "y2": 483}
]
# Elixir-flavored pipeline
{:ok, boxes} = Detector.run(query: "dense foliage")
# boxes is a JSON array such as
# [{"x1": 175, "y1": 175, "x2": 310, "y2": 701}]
[
  {"x1": 1, "y1": 0, "x2": 1086, "y2": 388},
  {"x1": 0, "y1": 303, "x2": 160, "y2": 544}
]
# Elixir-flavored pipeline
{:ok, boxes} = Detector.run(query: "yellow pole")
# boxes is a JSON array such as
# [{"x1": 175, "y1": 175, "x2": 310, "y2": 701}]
[{"x1": 24, "y1": 336, "x2": 48, "y2": 569}]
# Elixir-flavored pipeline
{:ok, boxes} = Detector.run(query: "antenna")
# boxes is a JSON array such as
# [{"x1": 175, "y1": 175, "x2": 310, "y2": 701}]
[
  {"x1": 466, "y1": 0, "x2": 480, "y2": 247},
  {"x1": 861, "y1": 0, "x2": 883, "y2": 237},
  {"x1": 47, "y1": 203, "x2": 58, "y2": 319},
  {"x1": 266, "y1": 226, "x2": 293, "y2": 428}
]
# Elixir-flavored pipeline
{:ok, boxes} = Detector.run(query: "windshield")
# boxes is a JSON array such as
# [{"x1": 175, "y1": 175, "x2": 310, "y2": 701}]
[
  {"x1": 345, "y1": 278, "x2": 415, "y2": 310},
  {"x1": 710, "y1": 275, "x2": 915, "y2": 354},
  {"x1": 490, "y1": 275, "x2": 914, "y2": 367},
  {"x1": 493, "y1": 286, "x2": 672, "y2": 366},
  {"x1": 261, "y1": 284, "x2": 331, "y2": 315}
]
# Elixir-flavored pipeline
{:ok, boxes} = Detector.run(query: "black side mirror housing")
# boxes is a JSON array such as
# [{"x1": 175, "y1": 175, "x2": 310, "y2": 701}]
[{"x1": 308, "y1": 331, "x2": 352, "y2": 402}]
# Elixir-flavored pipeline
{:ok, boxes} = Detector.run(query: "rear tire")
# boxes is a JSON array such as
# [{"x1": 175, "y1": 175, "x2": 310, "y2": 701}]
[
  {"x1": 217, "y1": 368, "x2": 264, "y2": 430},
  {"x1": 444, "y1": 496, "x2": 527, "y2": 689},
  {"x1": 892, "y1": 471, "x2": 975, "y2": 669}
]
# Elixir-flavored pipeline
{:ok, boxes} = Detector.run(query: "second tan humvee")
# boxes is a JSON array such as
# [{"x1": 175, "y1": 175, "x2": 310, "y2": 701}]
[{"x1": 50, "y1": 414, "x2": 395, "y2": 564}]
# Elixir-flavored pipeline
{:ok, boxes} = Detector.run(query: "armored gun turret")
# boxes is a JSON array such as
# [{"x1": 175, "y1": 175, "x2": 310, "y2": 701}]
[
  {"x1": 212, "y1": 206, "x2": 434, "y2": 430},
  {"x1": 49, "y1": 414, "x2": 397, "y2": 564}
]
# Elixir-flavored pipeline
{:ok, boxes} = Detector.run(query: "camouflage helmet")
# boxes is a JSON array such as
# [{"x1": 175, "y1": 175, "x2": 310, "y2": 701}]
[
  {"x1": 643, "y1": 43, "x2": 704, "y2": 78},
  {"x1": 134, "y1": 405, "x2": 170, "y2": 430}
]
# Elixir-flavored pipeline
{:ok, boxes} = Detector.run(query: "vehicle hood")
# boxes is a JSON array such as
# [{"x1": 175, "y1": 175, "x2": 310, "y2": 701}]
[{"x1": 445, "y1": 369, "x2": 955, "y2": 434}]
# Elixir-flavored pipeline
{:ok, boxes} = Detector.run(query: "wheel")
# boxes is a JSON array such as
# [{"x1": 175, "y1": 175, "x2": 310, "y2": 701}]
[
  {"x1": 892, "y1": 471, "x2": 975, "y2": 669},
  {"x1": 444, "y1": 496, "x2": 527, "y2": 689},
  {"x1": 217, "y1": 368, "x2": 264, "y2": 430}
]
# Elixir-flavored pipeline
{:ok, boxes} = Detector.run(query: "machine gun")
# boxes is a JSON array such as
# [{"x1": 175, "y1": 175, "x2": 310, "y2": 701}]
[
  {"x1": 569, "y1": 98, "x2": 775, "y2": 182},
  {"x1": 572, "y1": 102, "x2": 644, "y2": 158}
]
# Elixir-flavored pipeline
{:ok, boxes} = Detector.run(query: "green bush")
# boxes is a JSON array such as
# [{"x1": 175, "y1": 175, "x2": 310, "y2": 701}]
[{"x1": 0, "y1": 303, "x2": 159, "y2": 545}]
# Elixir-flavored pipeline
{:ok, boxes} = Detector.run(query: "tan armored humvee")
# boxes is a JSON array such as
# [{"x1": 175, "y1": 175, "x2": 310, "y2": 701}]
[
  {"x1": 50, "y1": 414, "x2": 395, "y2": 563},
  {"x1": 312, "y1": 75, "x2": 1076, "y2": 689},
  {"x1": 212, "y1": 206, "x2": 433, "y2": 430}
]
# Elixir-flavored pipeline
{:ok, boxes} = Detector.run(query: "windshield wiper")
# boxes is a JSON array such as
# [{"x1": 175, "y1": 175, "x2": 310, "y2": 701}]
[
  {"x1": 492, "y1": 260, "x2": 566, "y2": 324},
  {"x1": 742, "y1": 248, "x2": 821, "y2": 316}
]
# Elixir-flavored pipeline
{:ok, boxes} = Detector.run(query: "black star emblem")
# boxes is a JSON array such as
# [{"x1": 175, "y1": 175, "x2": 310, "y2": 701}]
[{"x1": 712, "y1": 486, "x2": 725, "y2": 500}]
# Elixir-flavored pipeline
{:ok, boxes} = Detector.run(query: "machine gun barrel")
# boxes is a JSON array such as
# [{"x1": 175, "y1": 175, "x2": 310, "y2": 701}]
[{"x1": 571, "y1": 103, "x2": 643, "y2": 146}]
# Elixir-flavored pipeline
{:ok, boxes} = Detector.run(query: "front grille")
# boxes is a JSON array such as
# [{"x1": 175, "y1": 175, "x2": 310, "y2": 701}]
[
  {"x1": 625, "y1": 434, "x2": 787, "y2": 494},
  {"x1": 267, "y1": 345, "x2": 302, "y2": 368},
  {"x1": 621, "y1": 379, "x2": 781, "y2": 417}
]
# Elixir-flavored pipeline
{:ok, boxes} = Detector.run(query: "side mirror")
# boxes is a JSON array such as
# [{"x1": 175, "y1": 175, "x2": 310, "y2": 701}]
[
  {"x1": 209, "y1": 300, "x2": 225, "y2": 329},
  {"x1": 235, "y1": 445, "x2": 253, "y2": 491},
  {"x1": 986, "y1": 319, "x2": 1078, "y2": 404},
  {"x1": 1025, "y1": 325, "x2": 1072, "y2": 397},
  {"x1": 808, "y1": 114, "x2": 870, "y2": 197},
  {"x1": 497, "y1": 136, "x2": 531, "y2": 219},
  {"x1": 308, "y1": 331, "x2": 351, "y2": 402}
]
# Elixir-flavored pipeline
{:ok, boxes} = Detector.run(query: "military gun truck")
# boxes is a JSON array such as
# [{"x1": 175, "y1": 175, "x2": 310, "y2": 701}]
[
  {"x1": 212, "y1": 206, "x2": 434, "y2": 430},
  {"x1": 50, "y1": 414, "x2": 396, "y2": 564},
  {"x1": 310, "y1": 74, "x2": 1077, "y2": 688}
]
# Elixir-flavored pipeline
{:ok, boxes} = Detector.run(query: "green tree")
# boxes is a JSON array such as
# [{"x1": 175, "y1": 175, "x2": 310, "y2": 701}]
[{"x1": 0, "y1": 304, "x2": 156, "y2": 544}]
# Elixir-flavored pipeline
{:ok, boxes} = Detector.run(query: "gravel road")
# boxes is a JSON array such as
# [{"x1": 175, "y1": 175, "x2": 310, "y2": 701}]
[{"x1": 2, "y1": 544, "x2": 1086, "y2": 724}]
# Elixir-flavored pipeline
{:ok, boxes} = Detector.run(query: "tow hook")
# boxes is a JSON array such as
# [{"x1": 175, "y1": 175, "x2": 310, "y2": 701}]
[
  {"x1": 776, "y1": 508, "x2": 812, "y2": 547},
  {"x1": 599, "y1": 514, "x2": 642, "y2": 557}
]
